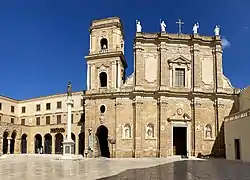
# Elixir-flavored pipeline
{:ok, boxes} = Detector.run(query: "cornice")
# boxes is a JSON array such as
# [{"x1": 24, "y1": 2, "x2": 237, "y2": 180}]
[
  {"x1": 134, "y1": 32, "x2": 222, "y2": 47},
  {"x1": 85, "y1": 51, "x2": 127, "y2": 68},
  {"x1": 18, "y1": 91, "x2": 83, "y2": 103},
  {"x1": 0, "y1": 96, "x2": 19, "y2": 103}
]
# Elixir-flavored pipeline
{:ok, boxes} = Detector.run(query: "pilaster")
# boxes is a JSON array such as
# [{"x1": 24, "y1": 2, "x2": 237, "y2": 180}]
[
  {"x1": 192, "y1": 43, "x2": 202, "y2": 88},
  {"x1": 133, "y1": 96, "x2": 143, "y2": 157}
]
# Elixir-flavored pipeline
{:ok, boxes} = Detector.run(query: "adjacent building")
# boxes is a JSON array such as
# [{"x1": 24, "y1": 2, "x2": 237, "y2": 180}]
[
  {"x1": 225, "y1": 86, "x2": 250, "y2": 162},
  {"x1": 0, "y1": 92, "x2": 85, "y2": 155}
]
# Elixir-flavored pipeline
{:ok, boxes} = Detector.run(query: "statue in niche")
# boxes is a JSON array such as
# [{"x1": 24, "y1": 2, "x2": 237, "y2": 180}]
[
  {"x1": 205, "y1": 125, "x2": 212, "y2": 139},
  {"x1": 124, "y1": 124, "x2": 131, "y2": 138},
  {"x1": 146, "y1": 124, "x2": 154, "y2": 138}
]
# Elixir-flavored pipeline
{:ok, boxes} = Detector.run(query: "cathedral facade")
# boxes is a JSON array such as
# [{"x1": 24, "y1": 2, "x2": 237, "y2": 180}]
[
  {"x1": 84, "y1": 17, "x2": 238, "y2": 158},
  {"x1": 0, "y1": 17, "x2": 239, "y2": 158}
]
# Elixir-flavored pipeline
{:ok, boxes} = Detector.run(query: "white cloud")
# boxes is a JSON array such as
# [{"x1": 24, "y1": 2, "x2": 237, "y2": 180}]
[{"x1": 221, "y1": 37, "x2": 231, "y2": 49}]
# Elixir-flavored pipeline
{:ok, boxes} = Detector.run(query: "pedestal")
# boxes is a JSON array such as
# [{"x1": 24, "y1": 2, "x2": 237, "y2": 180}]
[{"x1": 62, "y1": 140, "x2": 75, "y2": 159}]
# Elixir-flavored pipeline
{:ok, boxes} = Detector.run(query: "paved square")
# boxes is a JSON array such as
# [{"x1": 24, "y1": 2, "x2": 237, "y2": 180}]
[{"x1": 0, "y1": 155, "x2": 249, "y2": 180}]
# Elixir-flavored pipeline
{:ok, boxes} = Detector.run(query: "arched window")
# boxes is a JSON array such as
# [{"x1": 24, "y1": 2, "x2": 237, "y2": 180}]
[
  {"x1": 146, "y1": 123, "x2": 154, "y2": 138},
  {"x1": 123, "y1": 124, "x2": 131, "y2": 139},
  {"x1": 205, "y1": 124, "x2": 212, "y2": 139},
  {"x1": 100, "y1": 38, "x2": 108, "y2": 49},
  {"x1": 99, "y1": 72, "x2": 107, "y2": 87}
]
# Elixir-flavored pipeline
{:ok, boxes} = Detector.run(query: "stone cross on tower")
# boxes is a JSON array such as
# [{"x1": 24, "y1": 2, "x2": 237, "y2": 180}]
[{"x1": 176, "y1": 18, "x2": 184, "y2": 34}]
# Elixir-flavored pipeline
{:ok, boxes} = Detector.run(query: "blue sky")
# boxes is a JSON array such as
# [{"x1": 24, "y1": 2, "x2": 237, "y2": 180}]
[{"x1": 0, "y1": 0, "x2": 249, "y2": 100}]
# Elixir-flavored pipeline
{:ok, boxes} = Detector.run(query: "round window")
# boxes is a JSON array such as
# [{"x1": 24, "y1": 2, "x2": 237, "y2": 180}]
[{"x1": 100, "y1": 105, "x2": 106, "y2": 113}]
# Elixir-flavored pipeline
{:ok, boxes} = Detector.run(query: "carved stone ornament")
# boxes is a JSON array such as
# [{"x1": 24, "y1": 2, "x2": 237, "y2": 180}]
[
  {"x1": 99, "y1": 115, "x2": 104, "y2": 124},
  {"x1": 177, "y1": 108, "x2": 183, "y2": 115},
  {"x1": 133, "y1": 98, "x2": 143, "y2": 105}
]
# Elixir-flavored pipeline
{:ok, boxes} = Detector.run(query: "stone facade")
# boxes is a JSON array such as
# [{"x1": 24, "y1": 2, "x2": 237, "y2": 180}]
[{"x1": 84, "y1": 17, "x2": 238, "y2": 158}]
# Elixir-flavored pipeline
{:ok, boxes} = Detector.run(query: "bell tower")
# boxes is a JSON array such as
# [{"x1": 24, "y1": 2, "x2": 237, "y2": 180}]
[{"x1": 85, "y1": 17, "x2": 127, "y2": 93}]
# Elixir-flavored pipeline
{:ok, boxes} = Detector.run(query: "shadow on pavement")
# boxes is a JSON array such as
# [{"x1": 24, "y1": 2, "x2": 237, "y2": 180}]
[{"x1": 97, "y1": 159, "x2": 250, "y2": 180}]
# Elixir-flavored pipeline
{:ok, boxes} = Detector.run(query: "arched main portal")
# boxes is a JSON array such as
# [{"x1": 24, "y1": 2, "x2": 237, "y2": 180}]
[
  {"x1": 44, "y1": 134, "x2": 52, "y2": 154},
  {"x1": 96, "y1": 125, "x2": 110, "y2": 158},
  {"x1": 55, "y1": 133, "x2": 63, "y2": 154},
  {"x1": 10, "y1": 131, "x2": 16, "y2": 154},
  {"x1": 78, "y1": 132, "x2": 85, "y2": 155},
  {"x1": 71, "y1": 133, "x2": 76, "y2": 154},
  {"x1": 21, "y1": 134, "x2": 27, "y2": 154},
  {"x1": 34, "y1": 134, "x2": 42, "y2": 154},
  {"x1": 2, "y1": 131, "x2": 9, "y2": 154}
]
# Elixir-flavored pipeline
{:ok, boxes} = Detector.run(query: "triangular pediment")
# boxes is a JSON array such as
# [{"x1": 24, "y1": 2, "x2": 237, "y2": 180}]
[{"x1": 168, "y1": 55, "x2": 191, "y2": 64}]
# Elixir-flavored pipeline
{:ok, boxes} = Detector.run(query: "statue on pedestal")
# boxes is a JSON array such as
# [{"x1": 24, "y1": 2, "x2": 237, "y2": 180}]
[
  {"x1": 160, "y1": 20, "x2": 167, "y2": 32},
  {"x1": 214, "y1": 25, "x2": 220, "y2": 36},
  {"x1": 136, "y1": 20, "x2": 142, "y2": 33},
  {"x1": 67, "y1": 81, "x2": 72, "y2": 97},
  {"x1": 193, "y1": 22, "x2": 199, "y2": 34}
]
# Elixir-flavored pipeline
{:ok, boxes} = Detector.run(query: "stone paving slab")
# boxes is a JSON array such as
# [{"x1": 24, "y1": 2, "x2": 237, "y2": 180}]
[
  {"x1": 0, "y1": 155, "x2": 200, "y2": 180},
  {"x1": 0, "y1": 155, "x2": 249, "y2": 180}
]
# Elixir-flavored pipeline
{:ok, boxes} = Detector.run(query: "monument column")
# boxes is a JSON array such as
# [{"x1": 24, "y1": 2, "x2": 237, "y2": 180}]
[{"x1": 62, "y1": 81, "x2": 75, "y2": 159}]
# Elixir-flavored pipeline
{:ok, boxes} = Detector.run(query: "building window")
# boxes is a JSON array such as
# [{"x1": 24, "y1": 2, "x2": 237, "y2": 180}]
[
  {"x1": 0, "y1": 103, "x2": 2, "y2": 110},
  {"x1": 71, "y1": 114, "x2": 74, "y2": 123},
  {"x1": 46, "y1": 103, "x2": 51, "y2": 110},
  {"x1": 10, "y1": 106, "x2": 15, "y2": 113},
  {"x1": 100, "y1": 38, "x2": 108, "y2": 49},
  {"x1": 146, "y1": 123, "x2": 155, "y2": 139},
  {"x1": 175, "y1": 68, "x2": 185, "y2": 87},
  {"x1": 46, "y1": 116, "x2": 50, "y2": 125},
  {"x1": 36, "y1": 104, "x2": 41, "y2": 111},
  {"x1": 99, "y1": 72, "x2": 107, "y2": 87},
  {"x1": 0, "y1": 116, "x2": 1, "y2": 121},
  {"x1": 57, "y1": 115, "x2": 61, "y2": 124},
  {"x1": 72, "y1": 102, "x2": 74, "y2": 108},
  {"x1": 21, "y1": 119, "x2": 25, "y2": 125},
  {"x1": 22, "y1": 107, "x2": 26, "y2": 113},
  {"x1": 81, "y1": 99, "x2": 84, "y2": 107},
  {"x1": 36, "y1": 117, "x2": 40, "y2": 126},
  {"x1": 11, "y1": 118, "x2": 14, "y2": 124},
  {"x1": 57, "y1": 101, "x2": 62, "y2": 109}
]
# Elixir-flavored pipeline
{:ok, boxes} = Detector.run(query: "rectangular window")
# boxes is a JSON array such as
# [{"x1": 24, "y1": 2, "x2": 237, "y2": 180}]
[
  {"x1": 175, "y1": 68, "x2": 185, "y2": 87},
  {"x1": 81, "y1": 99, "x2": 84, "y2": 107},
  {"x1": 57, "y1": 115, "x2": 61, "y2": 124},
  {"x1": 22, "y1": 107, "x2": 26, "y2": 113},
  {"x1": 11, "y1": 118, "x2": 14, "y2": 124},
  {"x1": 36, "y1": 104, "x2": 41, "y2": 111},
  {"x1": 71, "y1": 114, "x2": 74, "y2": 123},
  {"x1": 36, "y1": 117, "x2": 40, "y2": 126},
  {"x1": 57, "y1": 101, "x2": 62, "y2": 109},
  {"x1": 72, "y1": 103, "x2": 74, "y2": 108},
  {"x1": 0, "y1": 103, "x2": 2, "y2": 110},
  {"x1": 11, "y1": 106, "x2": 15, "y2": 113},
  {"x1": 21, "y1": 119, "x2": 25, "y2": 125},
  {"x1": 46, "y1": 103, "x2": 51, "y2": 110},
  {"x1": 46, "y1": 116, "x2": 50, "y2": 125}
]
